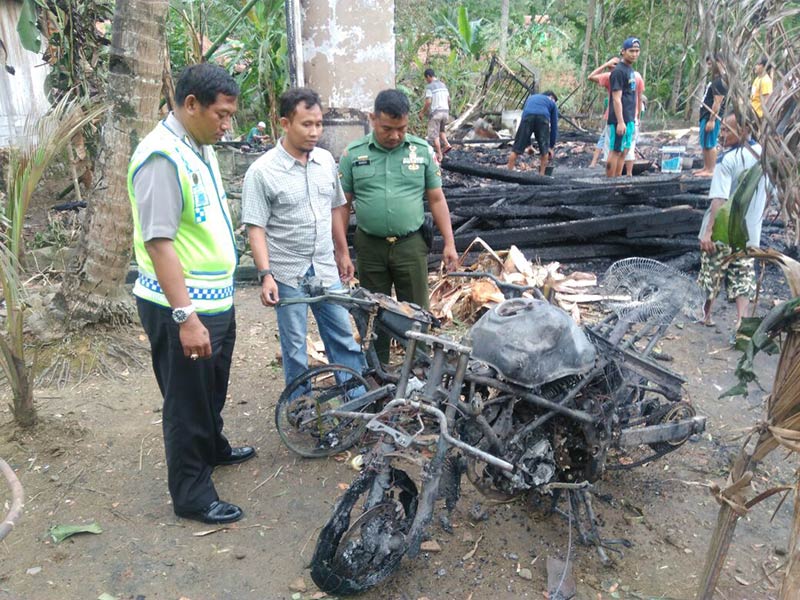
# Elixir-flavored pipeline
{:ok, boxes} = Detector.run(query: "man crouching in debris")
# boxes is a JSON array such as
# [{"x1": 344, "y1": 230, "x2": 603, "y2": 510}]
[
  {"x1": 339, "y1": 89, "x2": 459, "y2": 361},
  {"x1": 697, "y1": 112, "x2": 770, "y2": 345},
  {"x1": 507, "y1": 90, "x2": 559, "y2": 175}
]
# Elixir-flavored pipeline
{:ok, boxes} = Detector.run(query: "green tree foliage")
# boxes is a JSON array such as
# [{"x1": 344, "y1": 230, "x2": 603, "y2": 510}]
[
  {"x1": 167, "y1": 0, "x2": 288, "y2": 139},
  {"x1": 395, "y1": 0, "x2": 735, "y2": 127}
]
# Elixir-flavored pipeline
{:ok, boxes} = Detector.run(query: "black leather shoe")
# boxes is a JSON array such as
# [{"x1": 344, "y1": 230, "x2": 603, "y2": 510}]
[
  {"x1": 215, "y1": 445, "x2": 256, "y2": 466},
  {"x1": 175, "y1": 500, "x2": 243, "y2": 524}
]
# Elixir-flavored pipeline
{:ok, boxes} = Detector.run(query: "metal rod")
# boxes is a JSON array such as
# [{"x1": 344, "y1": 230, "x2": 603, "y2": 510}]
[
  {"x1": 394, "y1": 325, "x2": 420, "y2": 399},
  {"x1": 464, "y1": 374, "x2": 596, "y2": 423},
  {"x1": 0, "y1": 459, "x2": 24, "y2": 543}
]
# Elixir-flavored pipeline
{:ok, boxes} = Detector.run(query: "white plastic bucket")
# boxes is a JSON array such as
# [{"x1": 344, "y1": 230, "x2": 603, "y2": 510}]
[
  {"x1": 501, "y1": 110, "x2": 523, "y2": 135},
  {"x1": 661, "y1": 146, "x2": 686, "y2": 173}
]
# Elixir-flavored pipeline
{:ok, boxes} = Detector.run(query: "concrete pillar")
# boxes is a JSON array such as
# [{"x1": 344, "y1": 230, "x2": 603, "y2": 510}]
[{"x1": 300, "y1": 0, "x2": 395, "y2": 157}]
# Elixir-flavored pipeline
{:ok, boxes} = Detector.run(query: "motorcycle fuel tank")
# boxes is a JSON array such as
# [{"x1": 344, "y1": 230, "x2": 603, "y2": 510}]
[{"x1": 467, "y1": 297, "x2": 597, "y2": 388}]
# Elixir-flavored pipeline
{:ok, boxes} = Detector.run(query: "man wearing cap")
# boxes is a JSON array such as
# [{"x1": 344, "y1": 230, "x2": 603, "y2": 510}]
[
  {"x1": 607, "y1": 37, "x2": 640, "y2": 177},
  {"x1": 246, "y1": 121, "x2": 268, "y2": 147},
  {"x1": 339, "y1": 89, "x2": 459, "y2": 361}
]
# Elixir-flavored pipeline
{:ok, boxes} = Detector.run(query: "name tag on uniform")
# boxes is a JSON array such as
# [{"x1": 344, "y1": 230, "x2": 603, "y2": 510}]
[{"x1": 354, "y1": 155, "x2": 371, "y2": 167}]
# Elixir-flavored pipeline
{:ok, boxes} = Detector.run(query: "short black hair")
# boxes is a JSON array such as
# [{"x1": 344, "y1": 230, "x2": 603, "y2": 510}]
[
  {"x1": 543, "y1": 90, "x2": 558, "y2": 102},
  {"x1": 374, "y1": 89, "x2": 410, "y2": 118},
  {"x1": 757, "y1": 56, "x2": 769, "y2": 67},
  {"x1": 424, "y1": 68, "x2": 435, "y2": 78},
  {"x1": 175, "y1": 63, "x2": 239, "y2": 107},
  {"x1": 279, "y1": 87, "x2": 322, "y2": 118}
]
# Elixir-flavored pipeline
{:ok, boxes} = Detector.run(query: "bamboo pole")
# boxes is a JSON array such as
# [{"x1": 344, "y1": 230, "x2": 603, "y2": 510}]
[
  {"x1": 202, "y1": 0, "x2": 261, "y2": 61},
  {"x1": 781, "y1": 480, "x2": 800, "y2": 599}
]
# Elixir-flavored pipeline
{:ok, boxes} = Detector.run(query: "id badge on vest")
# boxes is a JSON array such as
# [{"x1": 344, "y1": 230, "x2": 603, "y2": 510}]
[{"x1": 191, "y1": 171, "x2": 209, "y2": 223}]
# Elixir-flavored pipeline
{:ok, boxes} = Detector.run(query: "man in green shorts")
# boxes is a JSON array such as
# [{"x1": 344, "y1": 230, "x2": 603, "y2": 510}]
[
  {"x1": 339, "y1": 89, "x2": 458, "y2": 359},
  {"x1": 607, "y1": 37, "x2": 640, "y2": 177}
]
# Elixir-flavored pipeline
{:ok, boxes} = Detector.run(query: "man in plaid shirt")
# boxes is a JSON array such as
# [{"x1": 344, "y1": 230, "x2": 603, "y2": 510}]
[{"x1": 242, "y1": 88, "x2": 365, "y2": 391}]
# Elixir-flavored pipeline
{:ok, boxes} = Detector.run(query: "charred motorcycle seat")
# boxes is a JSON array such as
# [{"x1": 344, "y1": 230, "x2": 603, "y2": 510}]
[{"x1": 467, "y1": 297, "x2": 597, "y2": 388}]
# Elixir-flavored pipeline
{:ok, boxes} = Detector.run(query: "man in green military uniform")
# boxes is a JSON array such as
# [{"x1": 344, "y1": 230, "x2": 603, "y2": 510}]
[{"x1": 339, "y1": 89, "x2": 458, "y2": 359}]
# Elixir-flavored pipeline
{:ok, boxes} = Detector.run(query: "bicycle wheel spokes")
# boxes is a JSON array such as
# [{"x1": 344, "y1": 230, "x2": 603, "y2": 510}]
[{"x1": 276, "y1": 365, "x2": 373, "y2": 458}]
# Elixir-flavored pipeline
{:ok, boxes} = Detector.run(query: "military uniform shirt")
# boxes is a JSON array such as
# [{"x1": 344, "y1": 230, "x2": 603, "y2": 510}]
[{"x1": 339, "y1": 132, "x2": 442, "y2": 238}]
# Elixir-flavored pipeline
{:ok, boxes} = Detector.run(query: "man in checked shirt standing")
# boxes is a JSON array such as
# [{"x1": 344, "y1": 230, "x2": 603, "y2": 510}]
[{"x1": 242, "y1": 88, "x2": 365, "y2": 391}]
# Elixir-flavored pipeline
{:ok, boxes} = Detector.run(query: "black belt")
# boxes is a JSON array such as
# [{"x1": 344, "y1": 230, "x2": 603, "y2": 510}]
[{"x1": 358, "y1": 227, "x2": 420, "y2": 244}]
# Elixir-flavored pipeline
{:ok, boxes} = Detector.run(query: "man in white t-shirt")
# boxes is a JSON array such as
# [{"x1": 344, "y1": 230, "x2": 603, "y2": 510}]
[
  {"x1": 419, "y1": 68, "x2": 453, "y2": 161},
  {"x1": 697, "y1": 113, "x2": 770, "y2": 343}
]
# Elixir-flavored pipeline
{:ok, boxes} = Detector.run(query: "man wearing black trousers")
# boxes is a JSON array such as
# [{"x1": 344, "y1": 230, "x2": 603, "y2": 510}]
[{"x1": 129, "y1": 63, "x2": 254, "y2": 524}]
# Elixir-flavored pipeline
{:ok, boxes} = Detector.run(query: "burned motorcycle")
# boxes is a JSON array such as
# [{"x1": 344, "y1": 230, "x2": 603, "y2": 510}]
[{"x1": 310, "y1": 258, "x2": 707, "y2": 595}]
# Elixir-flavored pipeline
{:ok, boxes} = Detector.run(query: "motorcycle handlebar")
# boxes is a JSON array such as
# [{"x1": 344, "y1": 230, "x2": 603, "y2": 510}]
[{"x1": 276, "y1": 292, "x2": 377, "y2": 309}]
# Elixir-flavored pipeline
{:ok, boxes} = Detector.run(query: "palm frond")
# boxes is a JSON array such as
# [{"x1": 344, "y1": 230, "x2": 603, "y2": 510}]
[
  {"x1": 712, "y1": 0, "x2": 800, "y2": 224},
  {"x1": 4, "y1": 94, "x2": 106, "y2": 258}
]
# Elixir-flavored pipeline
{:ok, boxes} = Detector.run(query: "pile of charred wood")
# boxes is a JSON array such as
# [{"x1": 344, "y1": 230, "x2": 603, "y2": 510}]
[
  {"x1": 427, "y1": 160, "x2": 712, "y2": 265},
  {"x1": 429, "y1": 239, "x2": 600, "y2": 324}
]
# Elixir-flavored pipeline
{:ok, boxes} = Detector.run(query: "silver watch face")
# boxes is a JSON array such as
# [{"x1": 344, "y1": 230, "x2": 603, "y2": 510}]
[{"x1": 172, "y1": 308, "x2": 189, "y2": 324}]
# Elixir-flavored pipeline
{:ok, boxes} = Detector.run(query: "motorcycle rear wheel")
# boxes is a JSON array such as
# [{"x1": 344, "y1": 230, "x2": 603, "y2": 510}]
[{"x1": 275, "y1": 364, "x2": 372, "y2": 458}]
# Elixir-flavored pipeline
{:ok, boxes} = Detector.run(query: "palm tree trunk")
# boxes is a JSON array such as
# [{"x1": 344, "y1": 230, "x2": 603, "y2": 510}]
[
  {"x1": 669, "y1": 1, "x2": 695, "y2": 113},
  {"x1": 498, "y1": 0, "x2": 510, "y2": 61},
  {"x1": 686, "y1": 1, "x2": 715, "y2": 122},
  {"x1": 58, "y1": 0, "x2": 169, "y2": 327},
  {"x1": 782, "y1": 479, "x2": 800, "y2": 599},
  {"x1": 642, "y1": 0, "x2": 655, "y2": 83}
]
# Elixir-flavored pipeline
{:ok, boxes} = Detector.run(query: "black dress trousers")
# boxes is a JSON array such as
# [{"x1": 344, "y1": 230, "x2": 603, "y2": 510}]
[{"x1": 137, "y1": 298, "x2": 236, "y2": 512}]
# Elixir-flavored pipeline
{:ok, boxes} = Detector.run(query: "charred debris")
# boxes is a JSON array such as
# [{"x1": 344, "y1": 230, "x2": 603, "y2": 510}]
[{"x1": 427, "y1": 144, "x2": 712, "y2": 267}]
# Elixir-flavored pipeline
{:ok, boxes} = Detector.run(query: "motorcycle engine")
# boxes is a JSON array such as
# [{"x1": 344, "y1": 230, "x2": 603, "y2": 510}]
[
  {"x1": 467, "y1": 297, "x2": 597, "y2": 388},
  {"x1": 516, "y1": 436, "x2": 556, "y2": 488}
]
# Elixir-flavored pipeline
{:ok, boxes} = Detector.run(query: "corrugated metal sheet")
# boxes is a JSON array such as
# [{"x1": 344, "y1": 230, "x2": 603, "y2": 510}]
[{"x1": 0, "y1": 0, "x2": 51, "y2": 147}]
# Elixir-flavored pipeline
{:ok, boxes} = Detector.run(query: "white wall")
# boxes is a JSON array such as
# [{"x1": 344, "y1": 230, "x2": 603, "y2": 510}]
[{"x1": 0, "y1": 0, "x2": 51, "y2": 147}]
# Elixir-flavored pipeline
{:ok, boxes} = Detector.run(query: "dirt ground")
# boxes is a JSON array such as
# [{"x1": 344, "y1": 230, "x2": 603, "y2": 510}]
[
  {"x1": 0, "y1": 264, "x2": 796, "y2": 600},
  {"x1": 2, "y1": 136, "x2": 796, "y2": 600}
]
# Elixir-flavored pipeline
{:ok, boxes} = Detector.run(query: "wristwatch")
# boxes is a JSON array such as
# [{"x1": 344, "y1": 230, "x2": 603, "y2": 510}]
[
  {"x1": 171, "y1": 304, "x2": 196, "y2": 324},
  {"x1": 257, "y1": 268, "x2": 273, "y2": 283}
]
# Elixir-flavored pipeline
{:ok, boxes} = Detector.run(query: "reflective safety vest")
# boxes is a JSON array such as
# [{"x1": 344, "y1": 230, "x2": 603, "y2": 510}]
[{"x1": 128, "y1": 121, "x2": 237, "y2": 314}]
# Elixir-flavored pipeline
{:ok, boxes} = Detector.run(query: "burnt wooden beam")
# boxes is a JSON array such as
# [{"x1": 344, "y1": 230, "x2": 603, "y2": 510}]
[
  {"x1": 649, "y1": 193, "x2": 710, "y2": 209},
  {"x1": 624, "y1": 209, "x2": 703, "y2": 238},
  {"x1": 442, "y1": 206, "x2": 700, "y2": 251},
  {"x1": 442, "y1": 160, "x2": 557, "y2": 185},
  {"x1": 450, "y1": 204, "x2": 597, "y2": 220},
  {"x1": 680, "y1": 178, "x2": 713, "y2": 194}
]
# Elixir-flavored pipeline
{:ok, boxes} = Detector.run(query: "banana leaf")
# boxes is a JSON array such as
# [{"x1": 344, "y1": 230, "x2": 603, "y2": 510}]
[
  {"x1": 16, "y1": 0, "x2": 41, "y2": 53},
  {"x1": 721, "y1": 297, "x2": 800, "y2": 398},
  {"x1": 727, "y1": 163, "x2": 764, "y2": 251}
]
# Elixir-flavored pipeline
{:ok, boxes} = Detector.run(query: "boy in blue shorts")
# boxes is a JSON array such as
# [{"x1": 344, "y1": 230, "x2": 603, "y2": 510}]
[
  {"x1": 607, "y1": 37, "x2": 640, "y2": 177},
  {"x1": 695, "y1": 56, "x2": 727, "y2": 177}
]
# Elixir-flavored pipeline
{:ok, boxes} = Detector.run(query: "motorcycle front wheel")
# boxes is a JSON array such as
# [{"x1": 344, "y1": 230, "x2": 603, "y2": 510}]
[{"x1": 311, "y1": 465, "x2": 418, "y2": 595}]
